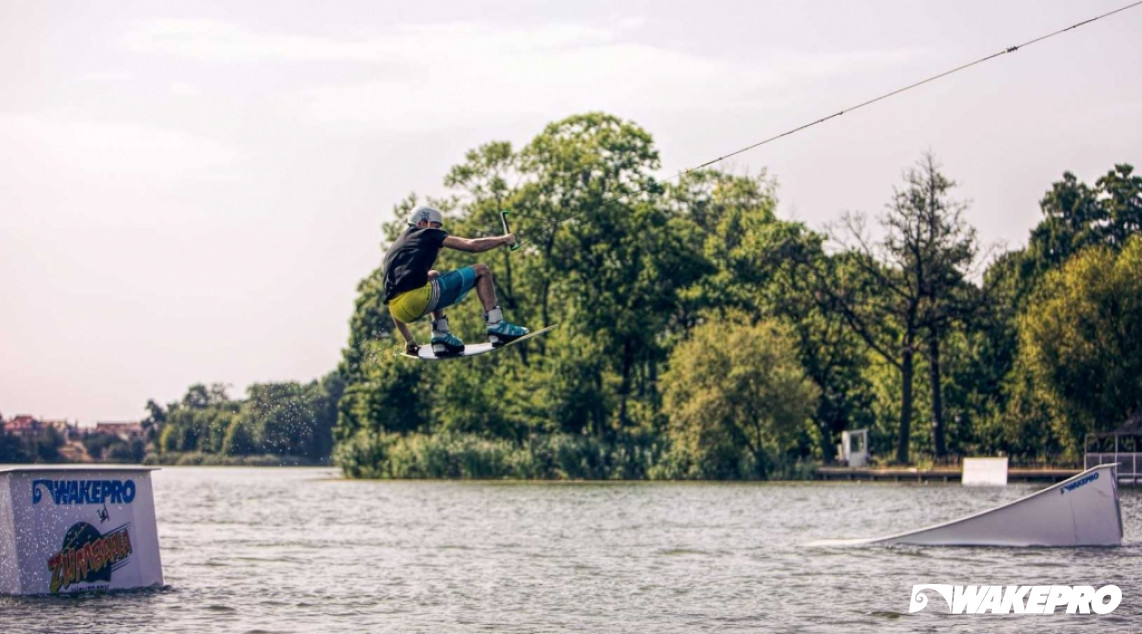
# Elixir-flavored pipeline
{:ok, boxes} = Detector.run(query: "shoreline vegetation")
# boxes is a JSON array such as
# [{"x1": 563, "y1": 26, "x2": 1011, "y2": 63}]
[
  {"x1": 335, "y1": 431, "x2": 811, "y2": 480},
  {"x1": 141, "y1": 452, "x2": 324, "y2": 467},
  {"x1": 0, "y1": 427, "x2": 1079, "y2": 478},
  {"x1": 5, "y1": 113, "x2": 1138, "y2": 480}
]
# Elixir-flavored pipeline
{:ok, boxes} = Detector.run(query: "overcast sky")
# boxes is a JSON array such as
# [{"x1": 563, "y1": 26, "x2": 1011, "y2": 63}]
[{"x1": 2, "y1": 0, "x2": 1140, "y2": 423}]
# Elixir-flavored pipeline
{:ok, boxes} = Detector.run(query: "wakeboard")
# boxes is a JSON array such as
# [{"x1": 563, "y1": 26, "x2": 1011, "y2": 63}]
[{"x1": 401, "y1": 325, "x2": 556, "y2": 361}]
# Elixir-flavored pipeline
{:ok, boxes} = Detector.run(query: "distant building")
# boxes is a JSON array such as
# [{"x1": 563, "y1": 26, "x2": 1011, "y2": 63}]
[
  {"x1": 44, "y1": 419, "x2": 81, "y2": 441},
  {"x1": 94, "y1": 421, "x2": 144, "y2": 441},
  {"x1": 3, "y1": 415, "x2": 46, "y2": 439}
]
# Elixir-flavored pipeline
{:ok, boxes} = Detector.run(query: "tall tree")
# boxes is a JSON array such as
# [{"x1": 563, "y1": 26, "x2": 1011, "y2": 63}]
[
  {"x1": 1016, "y1": 236, "x2": 1142, "y2": 459},
  {"x1": 975, "y1": 163, "x2": 1140, "y2": 459},
  {"x1": 1016, "y1": 164, "x2": 1142, "y2": 303},
  {"x1": 676, "y1": 171, "x2": 876, "y2": 463},
  {"x1": 818, "y1": 217, "x2": 921, "y2": 464},
  {"x1": 905, "y1": 154, "x2": 980, "y2": 458},
  {"x1": 819, "y1": 155, "x2": 976, "y2": 462},
  {"x1": 142, "y1": 399, "x2": 166, "y2": 445},
  {"x1": 516, "y1": 112, "x2": 708, "y2": 434}
]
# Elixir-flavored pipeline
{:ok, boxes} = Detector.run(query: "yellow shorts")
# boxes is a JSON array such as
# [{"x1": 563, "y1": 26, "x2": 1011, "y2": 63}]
[
  {"x1": 387, "y1": 267, "x2": 476, "y2": 323},
  {"x1": 388, "y1": 284, "x2": 431, "y2": 322}
]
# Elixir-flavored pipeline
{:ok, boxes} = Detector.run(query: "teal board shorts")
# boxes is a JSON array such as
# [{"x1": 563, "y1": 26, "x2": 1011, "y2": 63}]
[{"x1": 431, "y1": 266, "x2": 477, "y2": 313}]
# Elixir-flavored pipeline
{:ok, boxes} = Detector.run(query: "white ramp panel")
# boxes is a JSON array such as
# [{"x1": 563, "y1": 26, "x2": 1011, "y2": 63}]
[
  {"x1": 871, "y1": 464, "x2": 1122, "y2": 547},
  {"x1": 0, "y1": 466, "x2": 164, "y2": 595}
]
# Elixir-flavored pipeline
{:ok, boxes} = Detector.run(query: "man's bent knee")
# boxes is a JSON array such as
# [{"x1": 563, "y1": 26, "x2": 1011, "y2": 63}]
[{"x1": 473, "y1": 263, "x2": 490, "y2": 277}]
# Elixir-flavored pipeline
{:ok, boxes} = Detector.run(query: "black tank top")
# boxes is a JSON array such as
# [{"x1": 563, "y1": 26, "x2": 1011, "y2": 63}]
[{"x1": 382, "y1": 227, "x2": 448, "y2": 303}]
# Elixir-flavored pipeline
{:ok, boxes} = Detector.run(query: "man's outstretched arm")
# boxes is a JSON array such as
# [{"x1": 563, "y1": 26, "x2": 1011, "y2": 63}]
[{"x1": 442, "y1": 234, "x2": 515, "y2": 253}]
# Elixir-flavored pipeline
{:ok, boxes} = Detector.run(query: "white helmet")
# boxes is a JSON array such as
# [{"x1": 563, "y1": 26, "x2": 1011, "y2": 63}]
[{"x1": 408, "y1": 206, "x2": 444, "y2": 227}]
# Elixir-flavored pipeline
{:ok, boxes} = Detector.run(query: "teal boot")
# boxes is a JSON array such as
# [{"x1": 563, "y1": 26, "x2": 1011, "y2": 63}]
[
  {"x1": 431, "y1": 317, "x2": 464, "y2": 356},
  {"x1": 484, "y1": 306, "x2": 529, "y2": 347}
]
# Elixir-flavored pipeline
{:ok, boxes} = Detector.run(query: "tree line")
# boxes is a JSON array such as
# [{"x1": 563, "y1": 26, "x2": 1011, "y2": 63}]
[
  {"x1": 138, "y1": 377, "x2": 343, "y2": 465},
  {"x1": 2, "y1": 376, "x2": 344, "y2": 466},
  {"x1": 333, "y1": 112, "x2": 1142, "y2": 479},
  {"x1": 113, "y1": 112, "x2": 1140, "y2": 476},
  {"x1": 0, "y1": 425, "x2": 65, "y2": 463}
]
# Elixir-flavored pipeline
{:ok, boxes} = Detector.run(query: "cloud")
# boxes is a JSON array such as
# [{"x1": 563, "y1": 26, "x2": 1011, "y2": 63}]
[
  {"x1": 123, "y1": 19, "x2": 617, "y2": 62},
  {"x1": 0, "y1": 112, "x2": 247, "y2": 181},
  {"x1": 122, "y1": 19, "x2": 923, "y2": 132},
  {"x1": 169, "y1": 82, "x2": 201, "y2": 97},
  {"x1": 78, "y1": 71, "x2": 134, "y2": 83}
]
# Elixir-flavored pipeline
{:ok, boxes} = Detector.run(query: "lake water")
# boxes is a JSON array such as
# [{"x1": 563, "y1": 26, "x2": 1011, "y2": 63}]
[{"x1": 2, "y1": 467, "x2": 1139, "y2": 633}]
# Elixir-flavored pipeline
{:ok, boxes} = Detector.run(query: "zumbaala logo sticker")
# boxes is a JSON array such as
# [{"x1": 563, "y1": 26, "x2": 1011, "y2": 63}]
[{"x1": 47, "y1": 522, "x2": 134, "y2": 593}]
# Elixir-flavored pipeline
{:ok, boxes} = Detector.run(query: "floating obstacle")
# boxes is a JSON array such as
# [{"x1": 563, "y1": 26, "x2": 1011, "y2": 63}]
[
  {"x1": 0, "y1": 465, "x2": 164, "y2": 595},
  {"x1": 819, "y1": 464, "x2": 1122, "y2": 547},
  {"x1": 961, "y1": 457, "x2": 1009, "y2": 487}
]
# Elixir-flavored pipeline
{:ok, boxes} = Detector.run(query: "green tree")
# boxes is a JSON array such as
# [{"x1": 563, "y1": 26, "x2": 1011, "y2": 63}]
[
  {"x1": 242, "y1": 382, "x2": 327, "y2": 459},
  {"x1": 662, "y1": 316, "x2": 819, "y2": 479},
  {"x1": 1028, "y1": 164, "x2": 1141, "y2": 270},
  {"x1": 668, "y1": 169, "x2": 780, "y2": 319},
  {"x1": 1015, "y1": 236, "x2": 1142, "y2": 458},
  {"x1": 971, "y1": 164, "x2": 1140, "y2": 460},
  {"x1": 151, "y1": 383, "x2": 240, "y2": 455},
  {"x1": 338, "y1": 341, "x2": 432, "y2": 441},
  {"x1": 668, "y1": 169, "x2": 878, "y2": 463},
  {"x1": 516, "y1": 113, "x2": 707, "y2": 435},
  {"x1": 222, "y1": 419, "x2": 257, "y2": 456},
  {"x1": 822, "y1": 155, "x2": 977, "y2": 462},
  {"x1": 83, "y1": 432, "x2": 119, "y2": 461},
  {"x1": 904, "y1": 155, "x2": 981, "y2": 458},
  {"x1": 744, "y1": 213, "x2": 878, "y2": 462},
  {"x1": 141, "y1": 399, "x2": 165, "y2": 445},
  {"x1": 0, "y1": 431, "x2": 28, "y2": 462},
  {"x1": 820, "y1": 220, "x2": 923, "y2": 465},
  {"x1": 159, "y1": 425, "x2": 179, "y2": 454},
  {"x1": 1006, "y1": 164, "x2": 1142, "y2": 310},
  {"x1": 34, "y1": 427, "x2": 64, "y2": 462},
  {"x1": 105, "y1": 438, "x2": 145, "y2": 463}
]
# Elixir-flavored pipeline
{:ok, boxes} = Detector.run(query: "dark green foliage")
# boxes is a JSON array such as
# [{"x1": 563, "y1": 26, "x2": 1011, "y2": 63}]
[
  {"x1": 148, "y1": 376, "x2": 341, "y2": 463},
  {"x1": 334, "y1": 430, "x2": 663, "y2": 480},
  {"x1": 0, "y1": 432, "x2": 28, "y2": 462},
  {"x1": 1011, "y1": 237, "x2": 1142, "y2": 460},
  {"x1": 331, "y1": 113, "x2": 1141, "y2": 475},
  {"x1": 334, "y1": 113, "x2": 840, "y2": 478},
  {"x1": 662, "y1": 316, "x2": 819, "y2": 479},
  {"x1": 82, "y1": 432, "x2": 117, "y2": 460},
  {"x1": 0, "y1": 428, "x2": 62, "y2": 463},
  {"x1": 104, "y1": 438, "x2": 146, "y2": 463}
]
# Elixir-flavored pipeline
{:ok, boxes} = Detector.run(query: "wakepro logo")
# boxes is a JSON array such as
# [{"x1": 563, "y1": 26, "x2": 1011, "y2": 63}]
[
  {"x1": 1060, "y1": 470, "x2": 1099, "y2": 495},
  {"x1": 909, "y1": 584, "x2": 1121, "y2": 615},
  {"x1": 32, "y1": 479, "x2": 136, "y2": 506}
]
